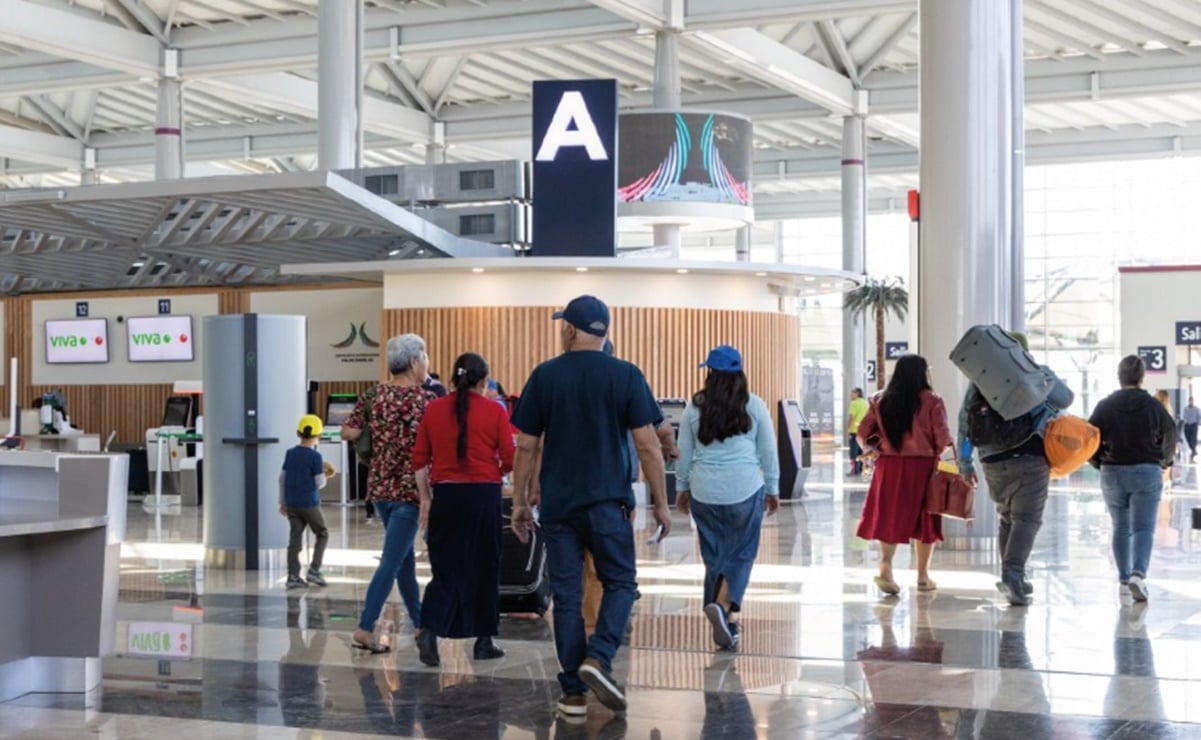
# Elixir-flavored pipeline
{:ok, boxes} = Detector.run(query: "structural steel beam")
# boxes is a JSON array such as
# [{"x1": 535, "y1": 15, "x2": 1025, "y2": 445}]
[
  {"x1": 688, "y1": 28, "x2": 860, "y2": 115},
  {"x1": 198, "y1": 73, "x2": 433, "y2": 143},
  {"x1": 0, "y1": 123, "x2": 84, "y2": 169},
  {"x1": 0, "y1": 0, "x2": 160, "y2": 77}
]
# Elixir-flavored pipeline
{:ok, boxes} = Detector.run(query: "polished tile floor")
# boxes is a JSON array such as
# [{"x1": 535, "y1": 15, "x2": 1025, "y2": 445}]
[{"x1": 6, "y1": 445, "x2": 1201, "y2": 739}]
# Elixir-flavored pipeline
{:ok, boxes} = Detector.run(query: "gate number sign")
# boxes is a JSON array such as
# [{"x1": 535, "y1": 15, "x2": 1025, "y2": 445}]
[{"x1": 1138, "y1": 346, "x2": 1167, "y2": 373}]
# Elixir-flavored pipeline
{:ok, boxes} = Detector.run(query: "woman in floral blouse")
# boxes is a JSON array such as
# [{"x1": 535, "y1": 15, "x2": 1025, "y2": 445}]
[{"x1": 344, "y1": 333, "x2": 435, "y2": 653}]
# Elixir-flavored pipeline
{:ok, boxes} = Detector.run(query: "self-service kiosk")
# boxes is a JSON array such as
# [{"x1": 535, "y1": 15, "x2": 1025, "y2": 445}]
[
  {"x1": 657, "y1": 398, "x2": 687, "y2": 506},
  {"x1": 145, "y1": 382, "x2": 203, "y2": 506},
  {"x1": 319, "y1": 393, "x2": 357, "y2": 504},
  {"x1": 777, "y1": 400, "x2": 813, "y2": 499}
]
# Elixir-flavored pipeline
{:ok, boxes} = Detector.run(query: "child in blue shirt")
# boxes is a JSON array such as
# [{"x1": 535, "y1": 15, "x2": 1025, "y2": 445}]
[{"x1": 280, "y1": 414, "x2": 334, "y2": 589}]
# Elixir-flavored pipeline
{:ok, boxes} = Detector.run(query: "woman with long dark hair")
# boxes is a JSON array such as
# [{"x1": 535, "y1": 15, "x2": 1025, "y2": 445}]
[
  {"x1": 410, "y1": 352, "x2": 515, "y2": 666},
  {"x1": 676, "y1": 345, "x2": 780, "y2": 651},
  {"x1": 856, "y1": 354, "x2": 954, "y2": 594}
]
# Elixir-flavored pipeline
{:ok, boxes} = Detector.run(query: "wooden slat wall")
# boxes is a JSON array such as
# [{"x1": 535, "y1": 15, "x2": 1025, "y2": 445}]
[
  {"x1": 2, "y1": 292, "x2": 799, "y2": 445},
  {"x1": 382, "y1": 307, "x2": 800, "y2": 418}
]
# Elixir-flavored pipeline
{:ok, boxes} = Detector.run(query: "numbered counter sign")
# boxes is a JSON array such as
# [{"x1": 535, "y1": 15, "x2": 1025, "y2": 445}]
[{"x1": 1138, "y1": 346, "x2": 1167, "y2": 373}]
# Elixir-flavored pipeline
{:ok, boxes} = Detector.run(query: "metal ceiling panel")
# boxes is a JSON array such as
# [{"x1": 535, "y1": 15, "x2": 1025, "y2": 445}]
[{"x1": 0, "y1": 170, "x2": 510, "y2": 293}]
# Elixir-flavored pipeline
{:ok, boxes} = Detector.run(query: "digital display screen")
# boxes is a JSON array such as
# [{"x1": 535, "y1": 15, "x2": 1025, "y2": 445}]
[
  {"x1": 45, "y1": 319, "x2": 109, "y2": 364},
  {"x1": 619, "y1": 112, "x2": 752, "y2": 206},
  {"x1": 162, "y1": 396, "x2": 193, "y2": 427},
  {"x1": 127, "y1": 315, "x2": 194, "y2": 362},
  {"x1": 325, "y1": 399, "x2": 357, "y2": 427}
]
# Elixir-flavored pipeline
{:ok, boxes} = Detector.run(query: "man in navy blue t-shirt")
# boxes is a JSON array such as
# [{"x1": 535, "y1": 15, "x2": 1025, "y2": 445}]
[{"x1": 511, "y1": 294, "x2": 670, "y2": 718}]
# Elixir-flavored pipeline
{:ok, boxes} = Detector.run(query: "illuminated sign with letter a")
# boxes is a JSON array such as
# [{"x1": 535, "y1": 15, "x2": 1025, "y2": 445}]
[
  {"x1": 531, "y1": 79, "x2": 618, "y2": 257},
  {"x1": 535, "y1": 91, "x2": 609, "y2": 162}
]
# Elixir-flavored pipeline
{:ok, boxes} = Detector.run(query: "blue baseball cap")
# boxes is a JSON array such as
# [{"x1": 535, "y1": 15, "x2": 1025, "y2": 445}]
[
  {"x1": 553, "y1": 295, "x2": 610, "y2": 337},
  {"x1": 700, "y1": 345, "x2": 743, "y2": 372}
]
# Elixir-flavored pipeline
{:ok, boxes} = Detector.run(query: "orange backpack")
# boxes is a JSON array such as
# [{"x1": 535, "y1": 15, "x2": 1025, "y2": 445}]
[{"x1": 1043, "y1": 415, "x2": 1101, "y2": 479}]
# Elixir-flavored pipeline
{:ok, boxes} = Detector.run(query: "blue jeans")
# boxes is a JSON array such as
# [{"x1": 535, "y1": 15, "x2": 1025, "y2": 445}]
[
  {"x1": 543, "y1": 501, "x2": 638, "y2": 696},
  {"x1": 691, "y1": 488, "x2": 764, "y2": 612},
  {"x1": 358, "y1": 500, "x2": 422, "y2": 632},
  {"x1": 848, "y1": 434, "x2": 863, "y2": 474},
  {"x1": 1100, "y1": 464, "x2": 1163, "y2": 582}
]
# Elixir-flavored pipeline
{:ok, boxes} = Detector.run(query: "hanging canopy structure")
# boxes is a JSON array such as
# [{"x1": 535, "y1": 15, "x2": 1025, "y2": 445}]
[{"x1": 0, "y1": 170, "x2": 512, "y2": 293}]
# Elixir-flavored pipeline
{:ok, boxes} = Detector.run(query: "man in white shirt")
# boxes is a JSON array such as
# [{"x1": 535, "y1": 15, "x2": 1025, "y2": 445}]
[{"x1": 1182, "y1": 397, "x2": 1200, "y2": 461}]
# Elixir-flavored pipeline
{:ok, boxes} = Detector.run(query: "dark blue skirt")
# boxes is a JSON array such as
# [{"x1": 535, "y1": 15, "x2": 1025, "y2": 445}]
[{"x1": 419, "y1": 481, "x2": 503, "y2": 638}]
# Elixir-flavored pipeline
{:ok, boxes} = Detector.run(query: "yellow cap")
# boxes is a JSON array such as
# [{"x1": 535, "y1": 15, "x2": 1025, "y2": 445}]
[{"x1": 297, "y1": 414, "x2": 324, "y2": 438}]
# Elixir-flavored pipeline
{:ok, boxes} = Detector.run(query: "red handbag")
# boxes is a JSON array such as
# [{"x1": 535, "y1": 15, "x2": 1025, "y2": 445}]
[{"x1": 926, "y1": 465, "x2": 975, "y2": 521}]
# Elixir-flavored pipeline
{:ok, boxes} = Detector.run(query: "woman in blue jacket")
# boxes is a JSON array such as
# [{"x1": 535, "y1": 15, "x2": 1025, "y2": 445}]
[{"x1": 676, "y1": 345, "x2": 780, "y2": 651}]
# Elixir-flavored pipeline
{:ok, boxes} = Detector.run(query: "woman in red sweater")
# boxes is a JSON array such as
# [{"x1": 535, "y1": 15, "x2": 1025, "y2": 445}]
[{"x1": 411, "y1": 352, "x2": 515, "y2": 666}]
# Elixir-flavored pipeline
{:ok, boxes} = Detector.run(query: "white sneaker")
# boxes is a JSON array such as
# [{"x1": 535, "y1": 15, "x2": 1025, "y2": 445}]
[{"x1": 1128, "y1": 575, "x2": 1149, "y2": 602}]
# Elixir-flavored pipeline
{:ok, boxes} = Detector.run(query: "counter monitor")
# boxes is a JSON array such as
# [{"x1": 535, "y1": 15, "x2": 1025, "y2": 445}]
[{"x1": 45, "y1": 318, "x2": 109, "y2": 364}]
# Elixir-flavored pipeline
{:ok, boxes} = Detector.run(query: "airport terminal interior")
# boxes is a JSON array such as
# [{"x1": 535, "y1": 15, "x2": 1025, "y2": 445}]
[{"x1": 5, "y1": 0, "x2": 1201, "y2": 738}]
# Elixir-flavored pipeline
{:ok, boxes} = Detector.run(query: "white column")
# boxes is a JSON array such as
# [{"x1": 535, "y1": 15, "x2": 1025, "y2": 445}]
[
  {"x1": 155, "y1": 72, "x2": 183, "y2": 180},
  {"x1": 919, "y1": 0, "x2": 1019, "y2": 551},
  {"x1": 80, "y1": 147, "x2": 97, "y2": 186},
  {"x1": 841, "y1": 114, "x2": 867, "y2": 400},
  {"x1": 425, "y1": 121, "x2": 446, "y2": 165},
  {"x1": 1009, "y1": 0, "x2": 1026, "y2": 333},
  {"x1": 318, "y1": 0, "x2": 361, "y2": 170},
  {"x1": 917, "y1": 0, "x2": 1021, "y2": 399},
  {"x1": 735, "y1": 226, "x2": 751, "y2": 261},
  {"x1": 652, "y1": 29, "x2": 682, "y2": 256}
]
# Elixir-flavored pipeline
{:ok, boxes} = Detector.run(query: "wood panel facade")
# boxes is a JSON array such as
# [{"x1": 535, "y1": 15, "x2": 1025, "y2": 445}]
[
  {"x1": 3, "y1": 289, "x2": 799, "y2": 445},
  {"x1": 383, "y1": 307, "x2": 800, "y2": 415}
]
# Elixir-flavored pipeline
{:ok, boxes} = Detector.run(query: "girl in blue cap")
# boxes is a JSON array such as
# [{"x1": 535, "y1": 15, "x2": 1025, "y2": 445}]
[{"x1": 675, "y1": 344, "x2": 780, "y2": 650}]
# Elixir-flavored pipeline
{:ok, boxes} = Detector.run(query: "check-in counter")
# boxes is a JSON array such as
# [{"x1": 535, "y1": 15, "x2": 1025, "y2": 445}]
[
  {"x1": 19, "y1": 434, "x2": 102, "y2": 453},
  {"x1": 0, "y1": 451, "x2": 128, "y2": 703}
]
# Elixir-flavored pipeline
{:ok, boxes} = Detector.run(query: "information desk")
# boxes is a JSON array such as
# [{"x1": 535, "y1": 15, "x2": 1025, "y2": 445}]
[{"x1": 0, "y1": 451, "x2": 128, "y2": 702}]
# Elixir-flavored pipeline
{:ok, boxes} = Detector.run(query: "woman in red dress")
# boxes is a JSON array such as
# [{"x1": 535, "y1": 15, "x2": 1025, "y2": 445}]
[{"x1": 856, "y1": 354, "x2": 954, "y2": 594}]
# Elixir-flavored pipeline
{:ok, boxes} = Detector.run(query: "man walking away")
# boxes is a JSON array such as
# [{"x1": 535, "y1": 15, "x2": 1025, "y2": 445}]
[{"x1": 510, "y1": 295, "x2": 672, "y2": 719}]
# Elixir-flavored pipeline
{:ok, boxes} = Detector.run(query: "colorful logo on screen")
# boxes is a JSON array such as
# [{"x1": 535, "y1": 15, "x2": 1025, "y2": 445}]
[
  {"x1": 131, "y1": 332, "x2": 189, "y2": 346},
  {"x1": 618, "y1": 113, "x2": 750, "y2": 206},
  {"x1": 49, "y1": 335, "x2": 104, "y2": 347}
]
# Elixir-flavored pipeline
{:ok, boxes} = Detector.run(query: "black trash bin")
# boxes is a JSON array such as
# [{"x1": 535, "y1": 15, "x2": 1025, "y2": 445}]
[{"x1": 127, "y1": 447, "x2": 149, "y2": 494}]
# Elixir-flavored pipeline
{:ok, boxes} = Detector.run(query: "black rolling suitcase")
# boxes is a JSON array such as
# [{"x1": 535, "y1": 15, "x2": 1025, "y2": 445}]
[{"x1": 500, "y1": 498, "x2": 551, "y2": 616}]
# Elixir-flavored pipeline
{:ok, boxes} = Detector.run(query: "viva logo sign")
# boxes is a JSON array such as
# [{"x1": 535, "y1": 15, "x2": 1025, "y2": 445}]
[
  {"x1": 50, "y1": 335, "x2": 103, "y2": 347},
  {"x1": 330, "y1": 322, "x2": 379, "y2": 349},
  {"x1": 132, "y1": 332, "x2": 189, "y2": 346}
]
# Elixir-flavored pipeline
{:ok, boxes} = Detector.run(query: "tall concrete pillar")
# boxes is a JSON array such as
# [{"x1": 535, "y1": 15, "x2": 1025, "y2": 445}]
[
  {"x1": 917, "y1": 0, "x2": 1021, "y2": 398},
  {"x1": 841, "y1": 115, "x2": 867, "y2": 406},
  {"x1": 652, "y1": 30, "x2": 682, "y2": 256},
  {"x1": 155, "y1": 75, "x2": 183, "y2": 180},
  {"x1": 918, "y1": 0, "x2": 1022, "y2": 550},
  {"x1": 318, "y1": 0, "x2": 361, "y2": 169}
]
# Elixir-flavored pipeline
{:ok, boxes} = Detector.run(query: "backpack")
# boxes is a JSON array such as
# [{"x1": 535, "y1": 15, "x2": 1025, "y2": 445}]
[
  {"x1": 950, "y1": 325, "x2": 1054, "y2": 420},
  {"x1": 965, "y1": 387, "x2": 1037, "y2": 451},
  {"x1": 1043, "y1": 415, "x2": 1100, "y2": 479},
  {"x1": 352, "y1": 386, "x2": 379, "y2": 464}
]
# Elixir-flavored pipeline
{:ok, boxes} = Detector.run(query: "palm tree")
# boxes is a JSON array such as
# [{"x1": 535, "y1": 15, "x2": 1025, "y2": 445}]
[{"x1": 845, "y1": 277, "x2": 909, "y2": 390}]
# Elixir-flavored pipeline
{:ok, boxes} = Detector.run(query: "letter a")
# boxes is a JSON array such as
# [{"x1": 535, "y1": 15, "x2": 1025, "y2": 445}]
[{"x1": 535, "y1": 91, "x2": 608, "y2": 162}]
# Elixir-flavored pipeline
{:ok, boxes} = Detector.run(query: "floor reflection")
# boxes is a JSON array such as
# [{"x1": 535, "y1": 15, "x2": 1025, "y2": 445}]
[{"x1": 6, "y1": 443, "x2": 1201, "y2": 738}]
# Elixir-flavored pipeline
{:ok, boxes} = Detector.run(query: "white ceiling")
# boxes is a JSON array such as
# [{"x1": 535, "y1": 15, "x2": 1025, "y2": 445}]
[{"x1": 2, "y1": 0, "x2": 1201, "y2": 208}]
